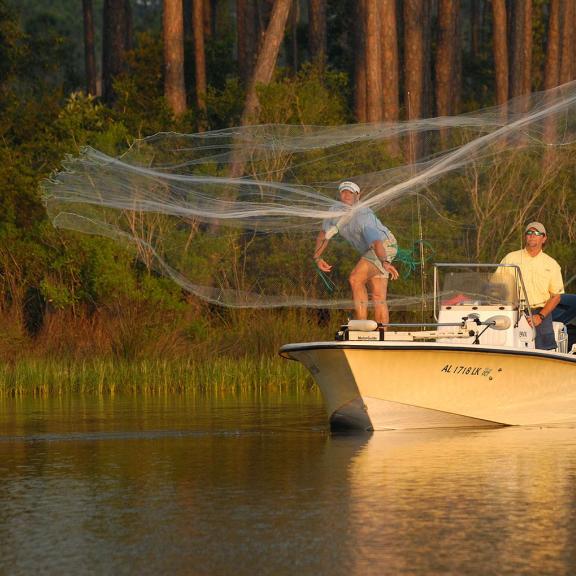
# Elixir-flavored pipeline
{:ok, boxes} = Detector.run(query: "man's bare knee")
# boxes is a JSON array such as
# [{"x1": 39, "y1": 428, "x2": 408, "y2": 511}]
[{"x1": 349, "y1": 273, "x2": 366, "y2": 290}]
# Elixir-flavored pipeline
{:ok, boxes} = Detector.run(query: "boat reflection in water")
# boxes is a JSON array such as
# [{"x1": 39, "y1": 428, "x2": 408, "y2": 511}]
[
  {"x1": 334, "y1": 426, "x2": 576, "y2": 574},
  {"x1": 282, "y1": 264, "x2": 576, "y2": 430}
]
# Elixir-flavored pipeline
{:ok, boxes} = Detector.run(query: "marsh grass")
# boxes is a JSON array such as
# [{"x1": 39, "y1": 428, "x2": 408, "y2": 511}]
[
  {"x1": 0, "y1": 355, "x2": 315, "y2": 397},
  {"x1": 0, "y1": 303, "x2": 341, "y2": 396}
]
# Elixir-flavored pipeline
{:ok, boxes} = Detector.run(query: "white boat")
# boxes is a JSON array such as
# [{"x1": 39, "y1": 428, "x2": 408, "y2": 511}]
[{"x1": 280, "y1": 263, "x2": 576, "y2": 430}]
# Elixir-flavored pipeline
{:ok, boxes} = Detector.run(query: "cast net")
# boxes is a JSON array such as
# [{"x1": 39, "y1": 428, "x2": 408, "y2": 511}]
[{"x1": 42, "y1": 82, "x2": 576, "y2": 311}]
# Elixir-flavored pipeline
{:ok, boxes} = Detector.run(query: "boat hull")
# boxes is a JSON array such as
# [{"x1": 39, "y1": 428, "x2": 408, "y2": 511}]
[{"x1": 280, "y1": 342, "x2": 576, "y2": 430}]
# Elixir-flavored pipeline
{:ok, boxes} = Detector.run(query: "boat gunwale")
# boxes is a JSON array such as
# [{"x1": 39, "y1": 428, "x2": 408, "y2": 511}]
[{"x1": 279, "y1": 341, "x2": 576, "y2": 363}]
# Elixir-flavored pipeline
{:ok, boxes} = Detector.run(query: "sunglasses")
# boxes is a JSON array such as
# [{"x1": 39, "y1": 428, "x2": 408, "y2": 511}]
[{"x1": 525, "y1": 230, "x2": 545, "y2": 236}]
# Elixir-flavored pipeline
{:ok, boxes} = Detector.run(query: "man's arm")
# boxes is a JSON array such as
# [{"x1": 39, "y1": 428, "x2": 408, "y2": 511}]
[
  {"x1": 313, "y1": 230, "x2": 332, "y2": 272},
  {"x1": 372, "y1": 239, "x2": 399, "y2": 280},
  {"x1": 531, "y1": 294, "x2": 561, "y2": 327},
  {"x1": 533, "y1": 262, "x2": 565, "y2": 326}
]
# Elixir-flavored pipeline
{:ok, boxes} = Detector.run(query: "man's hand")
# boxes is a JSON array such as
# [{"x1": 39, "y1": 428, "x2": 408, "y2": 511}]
[
  {"x1": 383, "y1": 261, "x2": 399, "y2": 280},
  {"x1": 528, "y1": 313, "x2": 543, "y2": 328},
  {"x1": 315, "y1": 258, "x2": 332, "y2": 272}
]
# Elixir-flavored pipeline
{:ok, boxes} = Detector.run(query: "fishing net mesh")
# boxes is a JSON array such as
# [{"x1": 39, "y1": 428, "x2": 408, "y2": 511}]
[{"x1": 42, "y1": 82, "x2": 576, "y2": 310}]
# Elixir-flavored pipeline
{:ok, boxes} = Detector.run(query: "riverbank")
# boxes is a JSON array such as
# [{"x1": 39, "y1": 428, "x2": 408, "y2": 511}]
[
  {"x1": 0, "y1": 356, "x2": 314, "y2": 397},
  {"x1": 0, "y1": 306, "x2": 339, "y2": 396}
]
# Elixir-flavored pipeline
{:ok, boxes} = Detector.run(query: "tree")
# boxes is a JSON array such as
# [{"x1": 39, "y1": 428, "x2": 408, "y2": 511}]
[
  {"x1": 559, "y1": 0, "x2": 574, "y2": 84},
  {"x1": 470, "y1": 0, "x2": 483, "y2": 59},
  {"x1": 229, "y1": 0, "x2": 292, "y2": 178},
  {"x1": 403, "y1": 0, "x2": 427, "y2": 159},
  {"x1": 163, "y1": 0, "x2": 187, "y2": 116},
  {"x1": 492, "y1": 0, "x2": 508, "y2": 105},
  {"x1": 82, "y1": 0, "x2": 97, "y2": 96},
  {"x1": 509, "y1": 0, "x2": 532, "y2": 99},
  {"x1": 365, "y1": 0, "x2": 383, "y2": 122},
  {"x1": 240, "y1": 0, "x2": 292, "y2": 126},
  {"x1": 288, "y1": 0, "x2": 299, "y2": 72},
  {"x1": 354, "y1": 0, "x2": 367, "y2": 122},
  {"x1": 237, "y1": 0, "x2": 258, "y2": 85},
  {"x1": 543, "y1": 0, "x2": 561, "y2": 146},
  {"x1": 308, "y1": 0, "x2": 326, "y2": 68},
  {"x1": 204, "y1": 0, "x2": 214, "y2": 39},
  {"x1": 435, "y1": 0, "x2": 460, "y2": 117},
  {"x1": 544, "y1": 0, "x2": 560, "y2": 90},
  {"x1": 193, "y1": 0, "x2": 207, "y2": 129},
  {"x1": 404, "y1": 0, "x2": 426, "y2": 120},
  {"x1": 102, "y1": 0, "x2": 132, "y2": 103},
  {"x1": 522, "y1": 0, "x2": 532, "y2": 95},
  {"x1": 381, "y1": 0, "x2": 399, "y2": 122}
]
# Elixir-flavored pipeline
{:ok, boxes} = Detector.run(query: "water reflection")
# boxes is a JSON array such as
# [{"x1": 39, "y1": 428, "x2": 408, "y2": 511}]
[
  {"x1": 1, "y1": 395, "x2": 576, "y2": 575},
  {"x1": 346, "y1": 427, "x2": 576, "y2": 575}
]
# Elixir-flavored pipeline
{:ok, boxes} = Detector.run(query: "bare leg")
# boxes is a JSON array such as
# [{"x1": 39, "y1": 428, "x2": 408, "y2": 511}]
[
  {"x1": 370, "y1": 275, "x2": 389, "y2": 324},
  {"x1": 349, "y1": 259, "x2": 377, "y2": 320}
]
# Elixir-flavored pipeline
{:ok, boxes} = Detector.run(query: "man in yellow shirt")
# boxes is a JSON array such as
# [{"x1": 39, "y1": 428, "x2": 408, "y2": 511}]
[{"x1": 500, "y1": 222, "x2": 564, "y2": 349}]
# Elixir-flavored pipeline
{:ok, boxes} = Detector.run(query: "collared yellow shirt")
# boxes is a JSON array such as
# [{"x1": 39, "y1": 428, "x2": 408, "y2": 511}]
[{"x1": 500, "y1": 249, "x2": 564, "y2": 307}]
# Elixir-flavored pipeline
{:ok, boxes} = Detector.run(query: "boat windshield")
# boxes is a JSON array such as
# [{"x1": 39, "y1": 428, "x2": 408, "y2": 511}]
[{"x1": 434, "y1": 264, "x2": 524, "y2": 309}]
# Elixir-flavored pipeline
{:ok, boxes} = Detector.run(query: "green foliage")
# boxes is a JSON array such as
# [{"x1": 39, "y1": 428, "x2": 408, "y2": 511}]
[
  {"x1": 0, "y1": 0, "x2": 24, "y2": 89},
  {"x1": 0, "y1": 356, "x2": 313, "y2": 396},
  {"x1": 2, "y1": 0, "x2": 576, "y2": 364},
  {"x1": 78, "y1": 237, "x2": 139, "y2": 304},
  {"x1": 112, "y1": 32, "x2": 174, "y2": 136},
  {"x1": 257, "y1": 64, "x2": 351, "y2": 125},
  {"x1": 188, "y1": 29, "x2": 237, "y2": 93},
  {"x1": 0, "y1": 147, "x2": 45, "y2": 228},
  {"x1": 182, "y1": 317, "x2": 212, "y2": 343},
  {"x1": 206, "y1": 77, "x2": 245, "y2": 129},
  {"x1": 139, "y1": 274, "x2": 186, "y2": 310},
  {"x1": 39, "y1": 277, "x2": 77, "y2": 309},
  {"x1": 55, "y1": 92, "x2": 108, "y2": 139}
]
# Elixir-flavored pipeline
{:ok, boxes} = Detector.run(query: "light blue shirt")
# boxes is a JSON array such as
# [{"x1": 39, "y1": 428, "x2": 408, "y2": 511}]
[{"x1": 323, "y1": 203, "x2": 396, "y2": 254}]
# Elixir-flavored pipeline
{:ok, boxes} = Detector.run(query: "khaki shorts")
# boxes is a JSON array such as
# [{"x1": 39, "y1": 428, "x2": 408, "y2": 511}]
[{"x1": 361, "y1": 243, "x2": 398, "y2": 278}]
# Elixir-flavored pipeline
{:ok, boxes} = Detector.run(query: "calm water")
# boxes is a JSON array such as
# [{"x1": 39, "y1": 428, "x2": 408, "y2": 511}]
[{"x1": 2, "y1": 392, "x2": 576, "y2": 575}]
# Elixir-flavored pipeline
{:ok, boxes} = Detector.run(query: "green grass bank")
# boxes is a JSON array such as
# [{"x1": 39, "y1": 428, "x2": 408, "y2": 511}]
[{"x1": 0, "y1": 356, "x2": 315, "y2": 398}]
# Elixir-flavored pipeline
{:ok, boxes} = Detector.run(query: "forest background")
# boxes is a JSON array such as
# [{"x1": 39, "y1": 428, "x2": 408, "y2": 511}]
[{"x1": 2, "y1": 0, "x2": 576, "y2": 393}]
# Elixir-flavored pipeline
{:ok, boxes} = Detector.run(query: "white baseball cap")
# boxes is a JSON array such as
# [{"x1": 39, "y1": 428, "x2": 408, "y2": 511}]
[{"x1": 338, "y1": 181, "x2": 360, "y2": 194}]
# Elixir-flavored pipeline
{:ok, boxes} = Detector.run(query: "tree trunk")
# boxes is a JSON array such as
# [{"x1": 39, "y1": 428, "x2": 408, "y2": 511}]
[
  {"x1": 102, "y1": 0, "x2": 132, "y2": 103},
  {"x1": 452, "y1": 3, "x2": 462, "y2": 113},
  {"x1": 522, "y1": 0, "x2": 532, "y2": 95},
  {"x1": 308, "y1": 0, "x2": 326, "y2": 68},
  {"x1": 163, "y1": 0, "x2": 187, "y2": 116},
  {"x1": 82, "y1": 0, "x2": 98, "y2": 96},
  {"x1": 240, "y1": 0, "x2": 292, "y2": 126},
  {"x1": 365, "y1": 0, "x2": 383, "y2": 122},
  {"x1": 470, "y1": 0, "x2": 482, "y2": 58},
  {"x1": 204, "y1": 0, "x2": 213, "y2": 39},
  {"x1": 193, "y1": 0, "x2": 207, "y2": 128},
  {"x1": 290, "y1": 0, "x2": 299, "y2": 72},
  {"x1": 543, "y1": 0, "x2": 561, "y2": 146},
  {"x1": 559, "y1": 0, "x2": 574, "y2": 84},
  {"x1": 355, "y1": 0, "x2": 367, "y2": 122},
  {"x1": 257, "y1": 0, "x2": 275, "y2": 33},
  {"x1": 421, "y1": 0, "x2": 433, "y2": 120},
  {"x1": 435, "y1": 0, "x2": 460, "y2": 117},
  {"x1": 404, "y1": 0, "x2": 426, "y2": 160},
  {"x1": 544, "y1": 0, "x2": 560, "y2": 90},
  {"x1": 381, "y1": 0, "x2": 399, "y2": 122},
  {"x1": 492, "y1": 0, "x2": 508, "y2": 105},
  {"x1": 238, "y1": 0, "x2": 258, "y2": 85},
  {"x1": 404, "y1": 0, "x2": 425, "y2": 120},
  {"x1": 509, "y1": 0, "x2": 530, "y2": 99}
]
